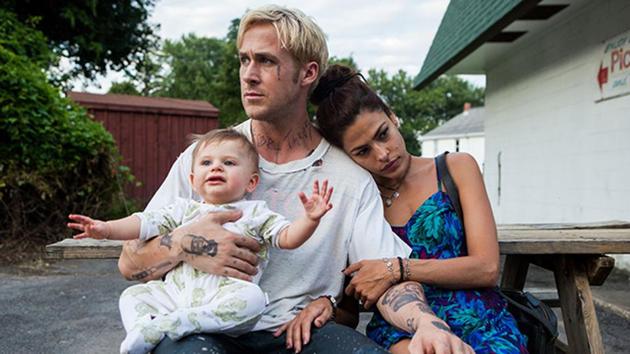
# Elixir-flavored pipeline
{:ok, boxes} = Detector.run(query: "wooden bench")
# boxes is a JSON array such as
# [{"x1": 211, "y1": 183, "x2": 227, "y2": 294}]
[
  {"x1": 47, "y1": 221, "x2": 630, "y2": 353},
  {"x1": 498, "y1": 221, "x2": 630, "y2": 354}
]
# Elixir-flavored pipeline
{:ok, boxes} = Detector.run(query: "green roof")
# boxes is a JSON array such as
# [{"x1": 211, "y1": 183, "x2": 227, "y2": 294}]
[{"x1": 413, "y1": 0, "x2": 538, "y2": 89}]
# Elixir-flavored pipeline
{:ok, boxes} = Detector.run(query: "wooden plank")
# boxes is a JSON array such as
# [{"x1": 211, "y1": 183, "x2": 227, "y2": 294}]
[
  {"x1": 500, "y1": 255, "x2": 529, "y2": 289},
  {"x1": 499, "y1": 228, "x2": 630, "y2": 254},
  {"x1": 554, "y1": 255, "x2": 604, "y2": 354},
  {"x1": 498, "y1": 220, "x2": 630, "y2": 230},
  {"x1": 46, "y1": 239, "x2": 123, "y2": 259},
  {"x1": 586, "y1": 255, "x2": 615, "y2": 286}
]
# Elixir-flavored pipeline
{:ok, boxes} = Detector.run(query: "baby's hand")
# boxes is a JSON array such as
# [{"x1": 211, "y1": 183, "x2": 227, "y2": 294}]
[
  {"x1": 67, "y1": 214, "x2": 111, "y2": 239},
  {"x1": 299, "y1": 179, "x2": 334, "y2": 221}
]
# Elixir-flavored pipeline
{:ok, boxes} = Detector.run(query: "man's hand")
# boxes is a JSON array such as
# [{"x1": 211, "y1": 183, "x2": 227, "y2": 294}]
[
  {"x1": 272, "y1": 297, "x2": 334, "y2": 353},
  {"x1": 119, "y1": 209, "x2": 261, "y2": 282},
  {"x1": 408, "y1": 318, "x2": 474, "y2": 354},
  {"x1": 175, "y1": 210, "x2": 262, "y2": 281},
  {"x1": 299, "y1": 179, "x2": 333, "y2": 221},
  {"x1": 343, "y1": 259, "x2": 394, "y2": 309}
]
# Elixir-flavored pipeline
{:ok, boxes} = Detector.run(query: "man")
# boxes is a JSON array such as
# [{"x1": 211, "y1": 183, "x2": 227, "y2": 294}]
[{"x1": 119, "y1": 5, "x2": 473, "y2": 354}]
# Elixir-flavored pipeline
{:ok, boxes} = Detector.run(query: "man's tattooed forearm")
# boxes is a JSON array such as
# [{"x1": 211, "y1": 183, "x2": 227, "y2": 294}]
[
  {"x1": 432, "y1": 321, "x2": 452, "y2": 333},
  {"x1": 182, "y1": 234, "x2": 218, "y2": 256},
  {"x1": 381, "y1": 283, "x2": 431, "y2": 312},
  {"x1": 159, "y1": 232, "x2": 173, "y2": 249},
  {"x1": 130, "y1": 261, "x2": 173, "y2": 281}
]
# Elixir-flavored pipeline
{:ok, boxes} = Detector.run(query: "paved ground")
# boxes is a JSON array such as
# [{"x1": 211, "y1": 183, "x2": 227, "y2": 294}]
[{"x1": 1, "y1": 258, "x2": 629, "y2": 354}]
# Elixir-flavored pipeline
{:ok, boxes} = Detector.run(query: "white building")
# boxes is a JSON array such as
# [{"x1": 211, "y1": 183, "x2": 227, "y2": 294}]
[
  {"x1": 421, "y1": 104, "x2": 485, "y2": 171},
  {"x1": 415, "y1": 0, "x2": 630, "y2": 269}
]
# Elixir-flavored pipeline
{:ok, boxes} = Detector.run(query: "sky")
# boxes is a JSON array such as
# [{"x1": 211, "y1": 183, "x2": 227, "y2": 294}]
[{"x1": 78, "y1": 0, "x2": 485, "y2": 92}]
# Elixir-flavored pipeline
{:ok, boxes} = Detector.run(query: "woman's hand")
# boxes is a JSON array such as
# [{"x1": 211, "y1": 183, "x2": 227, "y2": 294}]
[
  {"x1": 273, "y1": 297, "x2": 334, "y2": 353},
  {"x1": 343, "y1": 259, "x2": 396, "y2": 309},
  {"x1": 409, "y1": 318, "x2": 474, "y2": 354}
]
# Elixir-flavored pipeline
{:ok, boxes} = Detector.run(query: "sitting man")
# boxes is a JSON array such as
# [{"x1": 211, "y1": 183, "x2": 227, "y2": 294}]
[{"x1": 118, "y1": 5, "x2": 473, "y2": 354}]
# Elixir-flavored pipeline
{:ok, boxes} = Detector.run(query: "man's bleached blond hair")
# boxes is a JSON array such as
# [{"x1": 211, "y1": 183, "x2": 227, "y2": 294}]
[{"x1": 237, "y1": 5, "x2": 329, "y2": 90}]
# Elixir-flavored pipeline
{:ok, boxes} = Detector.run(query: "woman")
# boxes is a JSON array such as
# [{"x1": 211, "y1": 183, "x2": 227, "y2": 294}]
[{"x1": 311, "y1": 65, "x2": 528, "y2": 354}]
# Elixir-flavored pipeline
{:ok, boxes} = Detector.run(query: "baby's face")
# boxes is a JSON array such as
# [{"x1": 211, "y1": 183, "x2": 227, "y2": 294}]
[{"x1": 190, "y1": 140, "x2": 258, "y2": 204}]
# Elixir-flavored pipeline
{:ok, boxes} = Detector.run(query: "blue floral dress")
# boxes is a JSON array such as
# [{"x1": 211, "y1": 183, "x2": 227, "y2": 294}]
[{"x1": 366, "y1": 160, "x2": 528, "y2": 353}]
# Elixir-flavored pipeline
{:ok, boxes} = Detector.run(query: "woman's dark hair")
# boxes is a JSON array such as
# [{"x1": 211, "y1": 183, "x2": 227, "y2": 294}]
[{"x1": 310, "y1": 64, "x2": 392, "y2": 148}]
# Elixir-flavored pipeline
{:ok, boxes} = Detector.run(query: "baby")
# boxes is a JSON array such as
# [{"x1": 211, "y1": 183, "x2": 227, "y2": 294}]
[{"x1": 67, "y1": 129, "x2": 333, "y2": 354}]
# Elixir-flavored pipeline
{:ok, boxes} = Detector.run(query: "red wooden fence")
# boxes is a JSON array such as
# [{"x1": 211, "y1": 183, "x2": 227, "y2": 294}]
[{"x1": 69, "y1": 92, "x2": 220, "y2": 207}]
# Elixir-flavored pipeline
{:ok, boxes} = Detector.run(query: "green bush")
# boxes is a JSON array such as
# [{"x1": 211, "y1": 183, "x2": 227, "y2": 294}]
[{"x1": 0, "y1": 10, "x2": 132, "y2": 251}]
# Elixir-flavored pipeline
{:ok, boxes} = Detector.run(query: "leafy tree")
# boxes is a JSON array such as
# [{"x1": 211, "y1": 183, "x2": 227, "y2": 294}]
[
  {"x1": 367, "y1": 70, "x2": 484, "y2": 155},
  {"x1": 109, "y1": 81, "x2": 140, "y2": 95},
  {"x1": 328, "y1": 56, "x2": 359, "y2": 71},
  {"x1": 1, "y1": 0, "x2": 157, "y2": 81},
  {"x1": 0, "y1": 9, "x2": 132, "y2": 255},
  {"x1": 154, "y1": 19, "x2": 246, "y2": 128}
]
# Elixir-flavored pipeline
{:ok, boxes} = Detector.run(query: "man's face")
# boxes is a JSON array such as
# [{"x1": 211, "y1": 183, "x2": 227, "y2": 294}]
[{"x1": 239, "y1": 23, "x2": 303, "y2": 122}]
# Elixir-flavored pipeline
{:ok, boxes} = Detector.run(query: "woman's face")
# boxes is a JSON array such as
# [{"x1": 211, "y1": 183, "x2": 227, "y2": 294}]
[{"x1": 341, "y1": 110, "x2": 409, "y2": 181}]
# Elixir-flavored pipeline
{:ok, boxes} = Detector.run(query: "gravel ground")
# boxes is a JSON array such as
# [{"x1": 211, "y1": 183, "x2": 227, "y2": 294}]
[{"x1": 1, "y1": 258, "x2": 628, "y2": 354}]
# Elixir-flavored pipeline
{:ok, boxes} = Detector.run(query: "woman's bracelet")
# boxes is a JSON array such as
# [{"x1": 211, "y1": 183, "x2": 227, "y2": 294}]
[
  {"x1": 382, "y1": 258, "x2": 397, "y2": 285},
  {"x1": 396, "y1": 257, "x2": 404, "y2": 283}
]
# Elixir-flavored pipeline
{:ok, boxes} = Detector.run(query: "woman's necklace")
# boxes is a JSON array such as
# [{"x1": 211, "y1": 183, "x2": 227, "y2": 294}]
[{"x1": 377, "y1": 155, "x2": 412, "y2": 208}]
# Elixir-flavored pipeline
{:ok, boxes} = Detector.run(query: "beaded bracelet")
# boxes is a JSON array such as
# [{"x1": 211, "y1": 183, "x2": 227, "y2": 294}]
[
  {"x1": 404, "y1": 258, "x2": 411, "y2": 280},
  {"x1": 396, "y1": 257, "x2": 404, "y2": 283}
]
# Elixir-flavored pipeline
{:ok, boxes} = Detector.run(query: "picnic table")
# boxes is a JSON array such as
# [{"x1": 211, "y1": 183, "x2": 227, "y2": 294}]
[
  {"x1": 47, "y1": 221, "x2": 630, "y2": 353},
  {"x1": 498, "y1": 221, "x2": 630, "y2": 354}
]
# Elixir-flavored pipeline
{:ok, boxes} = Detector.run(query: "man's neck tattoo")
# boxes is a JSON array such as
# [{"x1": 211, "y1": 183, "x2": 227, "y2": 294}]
[{"x1": 253, "y1": 120, "x2": 314, "y2": 152}]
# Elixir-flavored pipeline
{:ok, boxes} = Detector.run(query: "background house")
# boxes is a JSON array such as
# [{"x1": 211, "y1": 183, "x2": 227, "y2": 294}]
[
  {"x1": 415, "y1": 0, "x2": 630, "y2": 268},
  {"x1": 69, "y1": 92, "x2": 220, "y2": 206},
  {"x1": 421, "y1": 103, "x2": 485, "y2": 170}
]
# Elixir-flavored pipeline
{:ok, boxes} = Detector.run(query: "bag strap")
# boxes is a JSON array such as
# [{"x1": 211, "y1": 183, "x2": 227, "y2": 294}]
[{"x1": 436, "y1": 152, "x2": 465, "y2": 228}]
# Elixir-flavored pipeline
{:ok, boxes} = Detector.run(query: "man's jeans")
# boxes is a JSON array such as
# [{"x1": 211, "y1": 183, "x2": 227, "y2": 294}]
[{"x1": 153, "y1": 322, "x2": 388, "y2": 354}]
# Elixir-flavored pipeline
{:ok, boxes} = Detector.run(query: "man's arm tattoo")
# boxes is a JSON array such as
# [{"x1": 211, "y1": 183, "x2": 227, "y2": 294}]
[
  {"x1": 130, "y1": 261, "x2": 173, "y2": 281},
  {"x1": 381, "y1": 283, "x2": 432, "y2": 313},
  {"x1": 159, "y1": 232, "x2": 173, "y2": 249},
  {"x1": 182, "y1": 234, "x2": 218, "y2": 256}
]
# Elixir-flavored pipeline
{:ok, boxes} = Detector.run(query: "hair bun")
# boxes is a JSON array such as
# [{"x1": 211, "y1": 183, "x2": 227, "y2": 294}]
[{"x1": 310, "y1": 64, "x2": 357, "y2": 105}]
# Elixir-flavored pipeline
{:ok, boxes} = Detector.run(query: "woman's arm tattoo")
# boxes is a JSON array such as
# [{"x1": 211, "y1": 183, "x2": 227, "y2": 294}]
[
  {"x1": 381, "y1": 283, "x2": 432, "y2": 313},
  {"x1": 432, "y1": 321, "x2": 452, "y2": 333},
  {"x1": 407, "y1": 318, "x2": 417, "y2": 332},
  {"x1": 181, "y1": 234, "x2": 218, "y2": 256}
]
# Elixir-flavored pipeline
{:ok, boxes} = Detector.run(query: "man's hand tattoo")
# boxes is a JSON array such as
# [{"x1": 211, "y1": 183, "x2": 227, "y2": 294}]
[
  {"x1": 182, "y1": 234, "x2": 218, "y2": 256},
  {"x1": 381, "y1": 283, "x2": 431, "y2": 313},
  {"x1": 159, "y1": 232, "x2": 173, "y2": 249}
]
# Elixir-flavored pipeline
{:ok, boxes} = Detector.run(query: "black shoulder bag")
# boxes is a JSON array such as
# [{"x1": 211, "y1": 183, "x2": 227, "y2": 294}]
[{"x1": 436, "y1": 152, "x2": 559, "y2": 354}]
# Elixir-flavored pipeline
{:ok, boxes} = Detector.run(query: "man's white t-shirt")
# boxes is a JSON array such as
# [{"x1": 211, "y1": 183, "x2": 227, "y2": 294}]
[{"x1": 146, "y1": 120, "x2": 411, "y2": 331}]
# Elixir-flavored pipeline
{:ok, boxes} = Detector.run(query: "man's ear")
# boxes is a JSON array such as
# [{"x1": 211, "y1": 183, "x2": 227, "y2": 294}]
[
  {"x1": 300, "y1": 61, "x2": 319, "y2": 87},
  {"x1": 246, "y1": 173, "x2": 260, "y2": 193}
]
